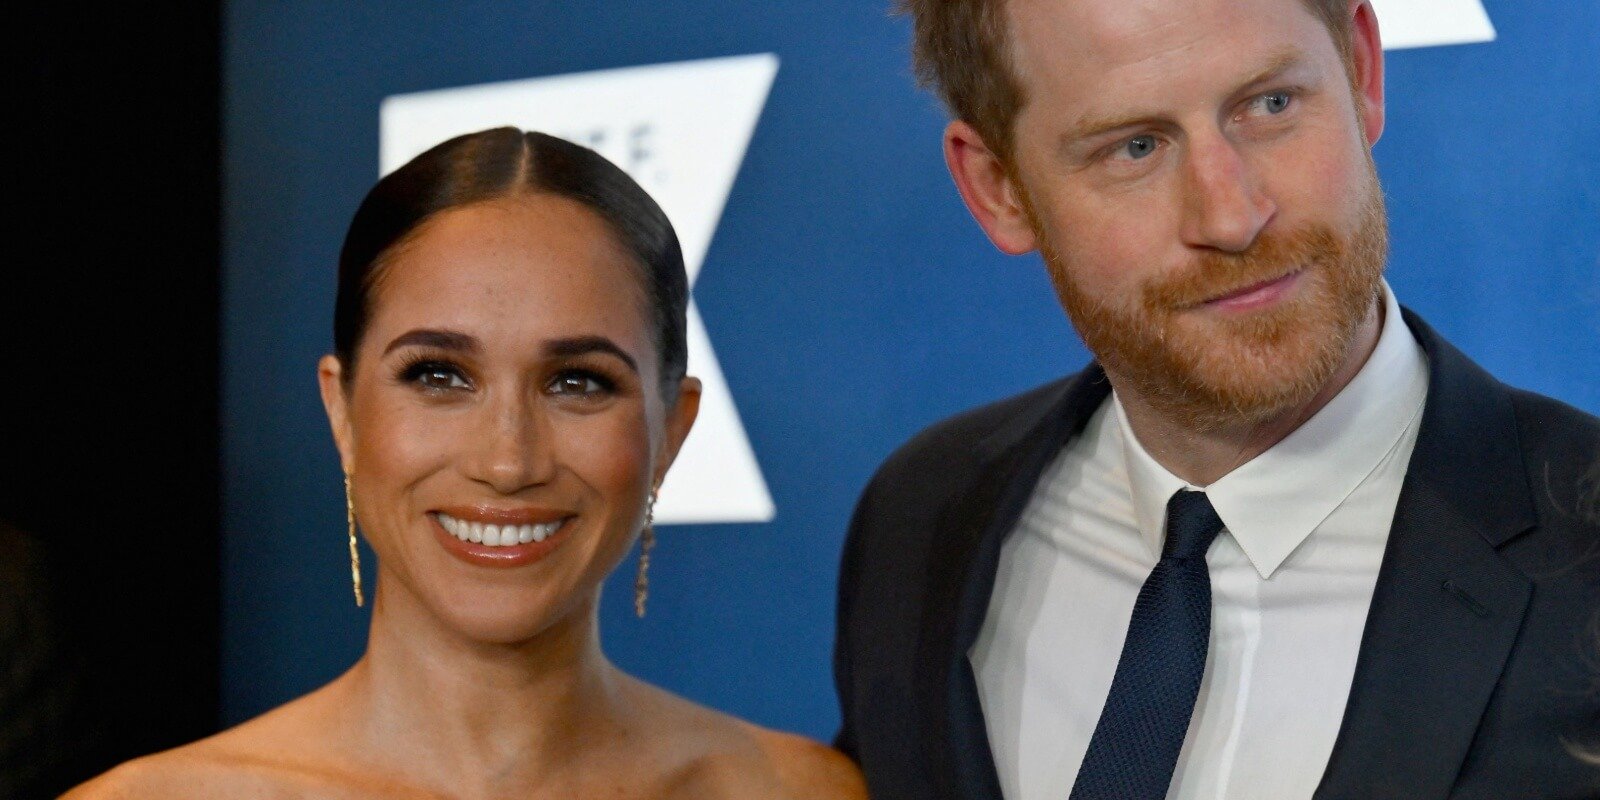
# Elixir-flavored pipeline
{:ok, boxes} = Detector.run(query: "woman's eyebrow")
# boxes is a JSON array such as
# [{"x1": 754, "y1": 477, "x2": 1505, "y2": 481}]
[
  {"x1": 545, "y1": 336, "x2": 639, "y2": 374},
  {"x1": 383, "y1": 328, "x2": 480, "y2": 356}
]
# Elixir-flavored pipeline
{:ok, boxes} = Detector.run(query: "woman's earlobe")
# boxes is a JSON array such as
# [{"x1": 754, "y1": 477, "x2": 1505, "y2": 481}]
[
  {"x1": 317, "y1": 353, "x2": 356, "y2": 473},
  {"x1": 657, "y1": 376, "x2": 702, "y2": 480}
]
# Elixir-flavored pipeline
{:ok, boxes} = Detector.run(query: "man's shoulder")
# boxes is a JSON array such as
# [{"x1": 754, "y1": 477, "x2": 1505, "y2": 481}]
[
  {"x1": 1505, "y1": 384, "x2": 1600, "y2": 446},
  {"x1": 1504, "y1": 386, "x2": 1600, "y2": 527},
  {"x1": 1407, "y1": 308, "x2": 1598, "y2": 505}
]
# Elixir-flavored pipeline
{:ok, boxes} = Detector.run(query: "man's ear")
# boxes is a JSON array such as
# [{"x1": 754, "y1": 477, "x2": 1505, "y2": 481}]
[
  {"x1": 1348, "y1": 0, "x2": 1386, "y2": 145},
  {"x1": 653, "y1": 376, "x2": 702, "y2": 488},
  {"x1": 944, "y1": 120, "x2": 1038, "y2": 255},
  {"x1": 317, "y1": 354, "x2": 356, "y2": 475}
]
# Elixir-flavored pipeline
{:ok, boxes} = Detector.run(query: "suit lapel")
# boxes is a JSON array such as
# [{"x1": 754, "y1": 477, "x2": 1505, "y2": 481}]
[
  {"x1": 914, "y1": 368, "x2": 1113, "y2": 799},
  {"x1": 908, "y1": 311, "x2": 1533, "y2": 799},
  {"x1": 1315, "y1": 310, "x2": 1536, "y2": 800}
]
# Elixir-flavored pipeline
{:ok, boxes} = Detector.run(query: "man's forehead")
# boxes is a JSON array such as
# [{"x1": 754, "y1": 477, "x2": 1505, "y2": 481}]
[
  {"x1": 1006, "y1": 0, "x2": 1324, "y2": 74},
  {"x1": 1008, "y1": 0, "x2": 1209, "y2": 53},
  {"x1": 1005, "y1": 0, "x2": 1334, "y2": 116}
]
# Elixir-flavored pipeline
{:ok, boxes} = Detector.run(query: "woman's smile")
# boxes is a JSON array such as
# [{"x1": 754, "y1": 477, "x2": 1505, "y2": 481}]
[
  {"x1": 62, "y1": 129, "x2": 870, "y2": 800},
  {"x1": 430, "y1": 507, "x2": 579, "y2": 568},
  {"x1": 321, "y1": 191, "x2": 686, "y2": 644}
]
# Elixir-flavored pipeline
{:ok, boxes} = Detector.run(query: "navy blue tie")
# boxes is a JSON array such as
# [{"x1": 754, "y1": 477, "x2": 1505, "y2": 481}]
[{"x1": 1068, "y1": 490, "x2": 1225, "y2": 800}]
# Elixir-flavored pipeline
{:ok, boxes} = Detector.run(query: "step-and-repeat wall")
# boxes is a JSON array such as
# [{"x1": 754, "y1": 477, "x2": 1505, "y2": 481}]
[{"x1": 223, "y1": 1, "x2": 1599, "y2": 738}]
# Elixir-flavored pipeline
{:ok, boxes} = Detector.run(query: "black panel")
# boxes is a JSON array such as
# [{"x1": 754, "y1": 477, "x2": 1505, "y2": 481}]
[{"x1": 5, "y1": 5, "x2": 222, "y2": 797}]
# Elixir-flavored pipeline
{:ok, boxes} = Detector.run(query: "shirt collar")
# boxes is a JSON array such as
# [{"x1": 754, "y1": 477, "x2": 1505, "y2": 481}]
[{"x1": 1116, "y1": 282, "x2": 1429, "y2": 578}]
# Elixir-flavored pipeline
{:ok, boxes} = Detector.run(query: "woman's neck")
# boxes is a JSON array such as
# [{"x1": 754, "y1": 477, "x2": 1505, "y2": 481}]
[{"x1": 334, "y1": 577, "x2": 633, "y2": 794}]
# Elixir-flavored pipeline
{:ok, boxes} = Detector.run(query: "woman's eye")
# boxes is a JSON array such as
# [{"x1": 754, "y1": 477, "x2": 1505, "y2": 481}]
[
  {"x1": 421, "y1": 370, "x2": 468, "y2": 390},
  {"x1": 400, "y1": 361, "x2": 469, "y2": 391},
  {"x1": 548, "y1": 371, "x2": 612, "y2": 397},
  {"x1": 1121, "y1": 135, "x2": 1159, "y2": 160}
]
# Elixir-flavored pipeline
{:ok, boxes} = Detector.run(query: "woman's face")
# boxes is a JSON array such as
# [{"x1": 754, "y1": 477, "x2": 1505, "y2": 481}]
[{"x1": 318, "y1": 195, "x2": 699, "y2": 644}]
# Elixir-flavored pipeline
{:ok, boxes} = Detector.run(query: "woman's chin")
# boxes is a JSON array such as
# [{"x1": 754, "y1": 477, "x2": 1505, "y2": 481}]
[
  {"x1": 375, "y1": 535, "x2": 621, "y2": 648},
  {"x1": 421, "y1": 585, "x2": 596, "y2": 648}
]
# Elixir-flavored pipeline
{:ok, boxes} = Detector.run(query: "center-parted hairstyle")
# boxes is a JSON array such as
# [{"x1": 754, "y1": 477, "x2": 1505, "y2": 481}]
[{"x1": 333, "y1": 127, "x2": 689, "y2": 395}]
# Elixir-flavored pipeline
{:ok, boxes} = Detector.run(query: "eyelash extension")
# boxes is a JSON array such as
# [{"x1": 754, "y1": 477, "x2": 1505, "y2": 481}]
[
  {"x1": 551, "y1": 366, "x2": 619, "y2": 393},
  {"x1": 394, "y1": 354, "x2": 468, "y2": 387},
  {"x1": 388, "y1": 354, "x2": 622, "y2": 395}
]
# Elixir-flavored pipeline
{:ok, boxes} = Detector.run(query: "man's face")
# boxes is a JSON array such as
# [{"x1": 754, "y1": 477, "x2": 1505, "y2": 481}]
[{"x1": 997, "y1": 0, "x2": 1387, "y2": 428}]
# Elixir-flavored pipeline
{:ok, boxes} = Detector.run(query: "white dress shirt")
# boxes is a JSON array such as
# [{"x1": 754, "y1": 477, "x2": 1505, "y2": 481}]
[{"x1": 970, "y1": 284, "x2": 1430, "y2": 800}]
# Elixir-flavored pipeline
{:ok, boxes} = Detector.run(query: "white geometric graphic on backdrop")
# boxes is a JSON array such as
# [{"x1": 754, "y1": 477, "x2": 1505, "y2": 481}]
[
  {"x1": 1371, "y1": 0, "x2": 1495, "y2": 49},
  {"x1": 380, "y1": 54, "x2": 779, "y2": 525}
]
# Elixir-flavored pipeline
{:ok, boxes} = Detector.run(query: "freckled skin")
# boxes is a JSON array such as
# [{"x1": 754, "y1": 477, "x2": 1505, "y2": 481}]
[
  {"x1": 1004, "y1": 0, "x2": 1376, "y2": 328},
  {"x1": 946, "y1": 0, "x2": 1390, "y2": 483},
  {"x1": 63, "y1": 195, "x2": 866, "y2": 800},
  {"x1": 340, "y1": 197, "x2": 665, "y2": 647}
]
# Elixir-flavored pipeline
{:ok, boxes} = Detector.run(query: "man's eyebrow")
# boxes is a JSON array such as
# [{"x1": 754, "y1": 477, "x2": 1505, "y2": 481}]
[
  {"x1": 1232, "y1": 49, "x2": 1307, "y2": 97},
  {"x1": 1060, "y1": 110, "x2": 1165, "y2": 150},
  {"x1": 1060, "y1": 50, "x2": 1308, "y2": 148},
  {"x1": 383, "y1": 328, "x2": 481, "y2": 356},
  {"x1": 545, "y1": 336, "x2": 639, "y2": 374}
]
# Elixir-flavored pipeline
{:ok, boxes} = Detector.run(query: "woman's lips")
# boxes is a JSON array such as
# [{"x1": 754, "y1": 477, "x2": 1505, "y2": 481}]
[
  {"x1": 1201, "y1": 269, "x2": 1303, "y2": 312},
  {"x1": 437, "y1": 512, "x2": 561, "y2": 546},
  {"x1": 429, "y1": 509, "x2": 576, "y2": 568}
]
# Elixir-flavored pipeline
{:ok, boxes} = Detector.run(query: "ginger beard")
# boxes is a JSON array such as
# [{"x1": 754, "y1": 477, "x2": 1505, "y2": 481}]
[{"x1": 1034, "y1": 159, "x2": 1389, "y2": 432}]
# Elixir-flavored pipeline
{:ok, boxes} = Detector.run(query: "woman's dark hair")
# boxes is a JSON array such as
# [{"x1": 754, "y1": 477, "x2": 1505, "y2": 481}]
[{"x1": 333, "y1": 127, "x2": 689, "y2": 394}]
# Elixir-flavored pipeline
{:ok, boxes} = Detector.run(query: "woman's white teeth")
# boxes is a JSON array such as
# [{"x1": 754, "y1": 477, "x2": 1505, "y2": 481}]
[{"x1": 437, "y1": 514, "x2": 561, "y2": 547}]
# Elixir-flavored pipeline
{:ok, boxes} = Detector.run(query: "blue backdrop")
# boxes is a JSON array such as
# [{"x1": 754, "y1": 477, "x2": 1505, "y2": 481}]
[{"x1": 222, "y1": 1, "x2": 1599, "y2": 740}]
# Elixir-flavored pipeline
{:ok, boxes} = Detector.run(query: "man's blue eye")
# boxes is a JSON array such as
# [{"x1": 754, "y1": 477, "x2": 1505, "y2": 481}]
[
  {"x1": 1123, "y1": 135, "x2": 1158, "y2": 160},
  {"x1": 1263, "y1": 92, "x2": 1292, "y2": 113}
]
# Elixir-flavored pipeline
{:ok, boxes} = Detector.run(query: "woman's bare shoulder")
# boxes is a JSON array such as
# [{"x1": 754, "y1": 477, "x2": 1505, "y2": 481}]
[
  {"x1": 60, "y1": 738, "x2": 277, "y2": 800},
  {"x1": 62, "y1": 688, "x2": 357, "y2": 800},
  {"x1": 625, "y1": 679, "x2": 866, "y2": 799},
  {"x1": 748, "y1": 726, "x2": 868, "y2": 800}
]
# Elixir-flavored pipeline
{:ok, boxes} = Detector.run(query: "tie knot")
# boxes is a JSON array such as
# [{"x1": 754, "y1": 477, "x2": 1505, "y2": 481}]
[{"x1": 1163, "y1": 490, "x2": 1224, "y2": 560}]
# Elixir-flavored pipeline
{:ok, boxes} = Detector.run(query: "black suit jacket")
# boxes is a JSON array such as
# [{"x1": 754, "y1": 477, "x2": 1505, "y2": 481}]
[{"x1": 835, "y1": 309, "x2": 1600, "y2": 799}]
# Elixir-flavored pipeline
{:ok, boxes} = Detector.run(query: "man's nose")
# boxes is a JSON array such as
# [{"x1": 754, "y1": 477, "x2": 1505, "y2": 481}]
[
  {"x1": 1179, "y1": 135, "x2": 1276, "y2": 253},
  {"x1": 465, "y1": 390, "x2": 557, "y2": 495}
]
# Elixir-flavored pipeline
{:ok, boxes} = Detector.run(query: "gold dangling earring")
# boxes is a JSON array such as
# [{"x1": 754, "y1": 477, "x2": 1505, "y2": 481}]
[
  {"x1": 344, "y1": 473, "x2": 364, "y2": 608},
  {"x1": 634, "y1": 487, "x2": 658, "y2": 618}
]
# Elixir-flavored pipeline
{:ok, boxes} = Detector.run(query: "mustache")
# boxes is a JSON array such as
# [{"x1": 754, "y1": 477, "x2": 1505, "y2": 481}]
[{"x1": 1142, "y1": 225, "x2": 1342, "y2": 310}]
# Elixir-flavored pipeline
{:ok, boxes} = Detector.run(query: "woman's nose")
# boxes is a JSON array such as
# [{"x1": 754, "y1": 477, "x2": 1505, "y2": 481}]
[{"x1": 464, "y1": 390, "x2": 557, "y2": 495}]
